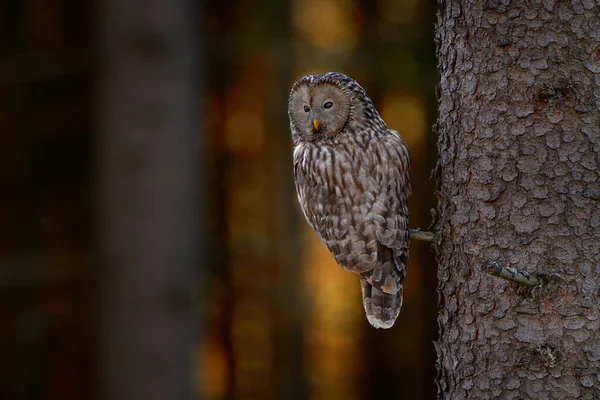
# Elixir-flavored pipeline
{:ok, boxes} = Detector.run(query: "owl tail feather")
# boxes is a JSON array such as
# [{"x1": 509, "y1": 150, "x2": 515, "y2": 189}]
[{"x1": 360, "y1": 276, "x2": 402, "y2": 329}]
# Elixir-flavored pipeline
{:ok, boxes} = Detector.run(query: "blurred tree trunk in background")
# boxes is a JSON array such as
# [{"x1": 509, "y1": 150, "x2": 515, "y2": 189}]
[
  {"x1": 203, "y1": 2, "x2": 238, "y2": 397},
  {"x1": 435, "y1": 1, "x2": 600, "y2": 398},
  {"x1": 355, "y1": 1, "x2": 438, "y2": 398},
  {"x1": 203, "y1": 1, "x2": 306, "y2": 398},
  {"x1": 97, "y1": 1, "x2": 199, "y2": 399},
  {"x1": 262, "y1": 1, "x2": 307, "y2": 397}
]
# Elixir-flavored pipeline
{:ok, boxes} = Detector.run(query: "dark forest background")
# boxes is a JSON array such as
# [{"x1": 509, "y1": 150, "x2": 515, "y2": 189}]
[{"x1": 0, "y1": 1, "x2": 439, "y2": 398}]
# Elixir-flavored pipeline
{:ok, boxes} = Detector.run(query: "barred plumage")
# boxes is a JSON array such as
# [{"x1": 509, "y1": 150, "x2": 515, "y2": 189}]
[{"x1": 288, "y1": 72, "x2": 411, "y2": 329}]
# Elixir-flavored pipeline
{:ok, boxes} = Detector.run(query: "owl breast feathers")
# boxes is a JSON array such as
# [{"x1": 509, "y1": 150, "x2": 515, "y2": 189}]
[{"x1": 288, "y1": 72, "x2": 411, "y2": 329}]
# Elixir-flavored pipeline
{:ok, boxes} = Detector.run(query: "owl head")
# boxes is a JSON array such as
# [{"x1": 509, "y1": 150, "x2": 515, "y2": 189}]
[{"x1": 288, "y1": 72, "x2": 385, "y2": 144}]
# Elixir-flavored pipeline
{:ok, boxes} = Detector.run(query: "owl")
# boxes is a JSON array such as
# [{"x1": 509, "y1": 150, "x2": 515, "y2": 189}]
[{"x1": 288, "y1": 72, "x2": 411, "y2": 329}]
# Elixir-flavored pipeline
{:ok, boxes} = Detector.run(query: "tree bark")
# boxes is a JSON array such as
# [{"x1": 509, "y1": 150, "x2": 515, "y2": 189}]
[
  {"x1": 97, "y1": 1, "x2": 199, "y2": 399},
  {"x1": 435, "y1": 1, "x2": 600, "y2": 399}
]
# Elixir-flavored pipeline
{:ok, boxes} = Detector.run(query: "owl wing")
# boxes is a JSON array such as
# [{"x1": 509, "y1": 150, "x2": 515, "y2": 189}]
[{"x1": 293, "y1": 131, "x2": 410, "y2": 295}]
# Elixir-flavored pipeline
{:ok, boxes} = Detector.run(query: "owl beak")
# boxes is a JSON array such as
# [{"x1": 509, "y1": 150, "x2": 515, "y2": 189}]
[{"x1": 313, "y1": 118, "x2": 320, "y2": 131}]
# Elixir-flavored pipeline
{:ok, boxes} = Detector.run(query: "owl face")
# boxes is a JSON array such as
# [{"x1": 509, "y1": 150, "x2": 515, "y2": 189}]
[{"x1": 288, "y1": 78, "x2": 352, "y2": 142}]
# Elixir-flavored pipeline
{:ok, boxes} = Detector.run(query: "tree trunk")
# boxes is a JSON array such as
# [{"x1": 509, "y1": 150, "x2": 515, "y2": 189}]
[
  {"x1": 97, "y1": 1, "x2": 199, "y2": 399},
  {"x1": 435, "y1": 1, "x2": 600, "y2": 399}
]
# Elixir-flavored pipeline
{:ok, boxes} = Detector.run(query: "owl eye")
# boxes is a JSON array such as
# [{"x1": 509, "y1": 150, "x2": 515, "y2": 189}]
[
  {"x1": 323, "y1": 101, "x2": 333, "y2": 109},
  {"x1": 303, "y1": 105, "x2": 310, "y2": 113}
]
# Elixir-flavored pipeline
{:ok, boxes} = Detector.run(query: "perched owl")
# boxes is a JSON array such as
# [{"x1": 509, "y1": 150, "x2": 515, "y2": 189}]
[{"x1": 288, "y1": 72, "x2": 411, "y2": 329}]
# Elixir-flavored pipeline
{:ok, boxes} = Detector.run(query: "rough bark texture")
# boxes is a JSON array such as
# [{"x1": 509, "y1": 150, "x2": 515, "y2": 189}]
[
  {"x1": 98, "y1": 1, "x2": 198, "y2": 399},
  {"x1": 435, "y1": 1, "x2": 600, "y2": 399}
]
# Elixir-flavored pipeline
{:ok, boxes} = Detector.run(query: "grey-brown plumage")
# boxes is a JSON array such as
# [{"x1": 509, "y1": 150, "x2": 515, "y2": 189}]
[{"x1": 288, "y1": 72, "x2": 411, "y2": 329}]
